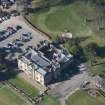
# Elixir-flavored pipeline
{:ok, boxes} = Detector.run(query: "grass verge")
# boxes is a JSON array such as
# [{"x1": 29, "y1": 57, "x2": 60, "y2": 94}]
[
  {"x1": 0, "y1": 85, "x2": 29, "y2": 105},
  {"x1": 66, "y1": 90, "x2": 105, "y2": 105},
  {"x1": 9, "y1": 76, "x2": 38, "y2": 97}
]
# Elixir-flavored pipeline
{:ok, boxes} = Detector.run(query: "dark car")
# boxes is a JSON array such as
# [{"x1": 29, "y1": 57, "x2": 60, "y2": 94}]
[
  {"x1": 11, "y1": 10, "x2": 20, "y2": 17},
  {"x1": 16, "y1": 25, "x2": 22, "y2": 30},
  {"x1": 7, "y1": 27, "x2": 16, "y2": 34}
]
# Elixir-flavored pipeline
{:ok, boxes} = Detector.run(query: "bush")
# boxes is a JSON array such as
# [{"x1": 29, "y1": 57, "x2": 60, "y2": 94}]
[{"x1": 0, "y1": 64, "x2": 6, "y2": 70}]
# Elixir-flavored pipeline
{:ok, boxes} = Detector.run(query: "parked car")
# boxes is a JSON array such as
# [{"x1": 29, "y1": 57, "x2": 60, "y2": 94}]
[
  {"x1": 16, "y1": 25, "x2": 22, "y2": 30},
  {"x1": 21, "y1": 32, "x2": 32, "y2": 42},
  {"x1": 10, "y1": 10, "x2": 20, "y2": 17},
  {"x1": 7, "y1": 26, "x2": 16, "y2": 34}
]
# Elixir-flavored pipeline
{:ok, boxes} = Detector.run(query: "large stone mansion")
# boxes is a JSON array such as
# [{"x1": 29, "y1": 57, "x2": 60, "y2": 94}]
[{"x1": 17, "y1": 41, "x2": 73, "y2": 86}]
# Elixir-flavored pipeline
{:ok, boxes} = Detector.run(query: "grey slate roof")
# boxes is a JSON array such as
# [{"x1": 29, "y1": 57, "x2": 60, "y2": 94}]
[
  {"x1": 20, "y1": 42, "x2": 73, "y2": 75},
  {"x1": 24, "y1": 50, "x2": 50, "y2": 75},
  {"x1": 30, "y1": 53, "x2": 50, "y2": 68}
]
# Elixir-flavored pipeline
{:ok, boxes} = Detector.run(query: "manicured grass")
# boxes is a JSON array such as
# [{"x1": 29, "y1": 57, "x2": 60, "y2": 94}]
[
  {"x1": 0, "y1": 78, "x2": 59, "y2": 105},
  {"x1": 26, "y1": 1, "x2": 93, "y2": 39},
  {"x1": 39, "y1": 95, "x2": 59, "y2": 105},
  {"x1": 80, "y1": 36, "x2": 105, "y2": 47},
  {"x1": 26, "y1": 1, "x2": 105, "y2": 45},
  {"x1": 66, "y1": 90, "x2": 105, "y2": 105},
  {"x1": 0, "y1": 85, "x2": 29, "y2": 105},
  {"x1": 9, "y1": 77, "x2": 59, "y2": 105},
  {"x1": 88, "y1": 63, "x2": 105, "y2": 75},
  {"x1": 9, "y1": 76, "x2": 38, "y2": 97}
]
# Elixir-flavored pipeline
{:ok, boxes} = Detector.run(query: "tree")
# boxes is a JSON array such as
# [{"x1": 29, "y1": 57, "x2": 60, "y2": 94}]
[
  {"x1": 84, "y1": 43, "x2": 98, "y2": 65},
  {"x1": 92, "y1": 0, "x2": 105, "y2": 5}
]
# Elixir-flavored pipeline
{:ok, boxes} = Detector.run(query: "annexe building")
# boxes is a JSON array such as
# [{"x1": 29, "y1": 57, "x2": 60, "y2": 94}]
[{"x1": 18, "y1": 41, "x2": 73, "y2": 86}]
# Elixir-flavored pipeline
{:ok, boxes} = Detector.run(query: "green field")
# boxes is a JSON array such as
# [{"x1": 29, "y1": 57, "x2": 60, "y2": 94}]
[
  {"x1": 26, "y1": 1, "x2": 105, "y2": 44},
  {"x1": 39, "y1": 95, "x2": 59, "y2": 105},
  {"x1": 88, "y1": 63, "x2": 105, "y2": 75},
  {"x1": 9, "y1": 77, "x2": 59, "y2": 105},
  {"x1": 0, "y1": 84, "x2": 29, "y2": 105},
  {"x1": 66, "y1": 90, "x2": 105, "y2": 105},
  {"x1": 26, "y1": 1, "x2": 105, "y2": 46},
  {"x1": 26, "y1": 1, "x2": 94, "y2": 39},
  {"x1": 9, "y1": 76, "x2": 38, "y2": 97}
]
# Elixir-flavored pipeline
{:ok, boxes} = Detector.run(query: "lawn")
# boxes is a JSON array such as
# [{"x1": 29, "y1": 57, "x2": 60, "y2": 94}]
[
  {"x1": 0, "y1": 84, "x2": 29, "y2": 105},
  {"x1": 80, "y1": 36, "x2": 105, "y2": 48},
  {"x1": 26, "y1": 1, "x2": 93, "y2": 39},
  {"x1": 26, "y1": 1, "x2": 105, "y2": 46},
  {"x1": 39, "y1": 95, "x2": 59, "y2": 105},
  {"x1": 66, "y1": 90, "x2": 105, "y2": 105},
  {"x1": 88, "y1": 63, "x2": 105, "y2": 75},
  {"x1": 9, "y1": 76, "x2": 38, "y2": 97},
  {"x1": 26, "y1": 1, "x2": 105, "y2": 45},
  {"x1": 9, "y1": 76, "x2": 59, "y2": 105}
]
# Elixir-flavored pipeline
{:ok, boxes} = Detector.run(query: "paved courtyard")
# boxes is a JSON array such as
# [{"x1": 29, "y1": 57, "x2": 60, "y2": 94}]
[{"x1": 49, "y1": 63, "x2": 93, "y2": 105}]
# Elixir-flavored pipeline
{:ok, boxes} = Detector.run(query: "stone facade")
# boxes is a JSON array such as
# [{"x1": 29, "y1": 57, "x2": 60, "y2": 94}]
[{"x1": 17, "y1": 41, "x2": 73, "y2": 86}]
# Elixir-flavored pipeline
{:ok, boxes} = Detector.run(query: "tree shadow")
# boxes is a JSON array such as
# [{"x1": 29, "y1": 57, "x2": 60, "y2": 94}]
[
  {"x1": 0, "y1": 61, "x2": 20, "y2": 82},
  {"x1": 2, "y1": 47, "x2": 23, "y2": 53},
  {"x1": 60, "y1": 62, "x2": 80, "y2": 81},
  {"x1": 28, "y1": 0, "x2": 86, "y2": 14},
  {"x1": 28, "y1": 7, "x2": 50, "y2": 14},
  {"x1": 49, "y1": 60, "x2": 81, "y2": 85},
  {"x1": 0, "y1": 69, "x2": 20, "y2": 82},
  {"x1": 0, "y1": 48, "x2": 22, "y2": 82},
  {"x1": 28, "y1": 0, "x2": 104, "y2": 14},
  {"x1": 96, "y1": 46, "x2": 105, "y2": 57}
]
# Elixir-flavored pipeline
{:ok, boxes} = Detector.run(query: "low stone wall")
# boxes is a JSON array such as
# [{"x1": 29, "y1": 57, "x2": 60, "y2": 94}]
[
  {"x1": 1, "y1": 81, "x2": 50, "y2": 105},
  {"x1": 24, "y1": 16, "x2": 52, "y2": 39}
]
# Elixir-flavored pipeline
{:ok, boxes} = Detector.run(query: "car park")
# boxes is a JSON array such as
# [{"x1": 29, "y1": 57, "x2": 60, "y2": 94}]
[{"x1": 0, "y1": 26, "x2": 18, "y2": 41}]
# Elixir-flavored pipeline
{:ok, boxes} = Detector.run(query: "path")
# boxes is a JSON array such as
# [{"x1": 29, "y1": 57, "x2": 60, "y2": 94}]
[{"x1": 49, "y1": 63, "x2": 92, "y2": 105}]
